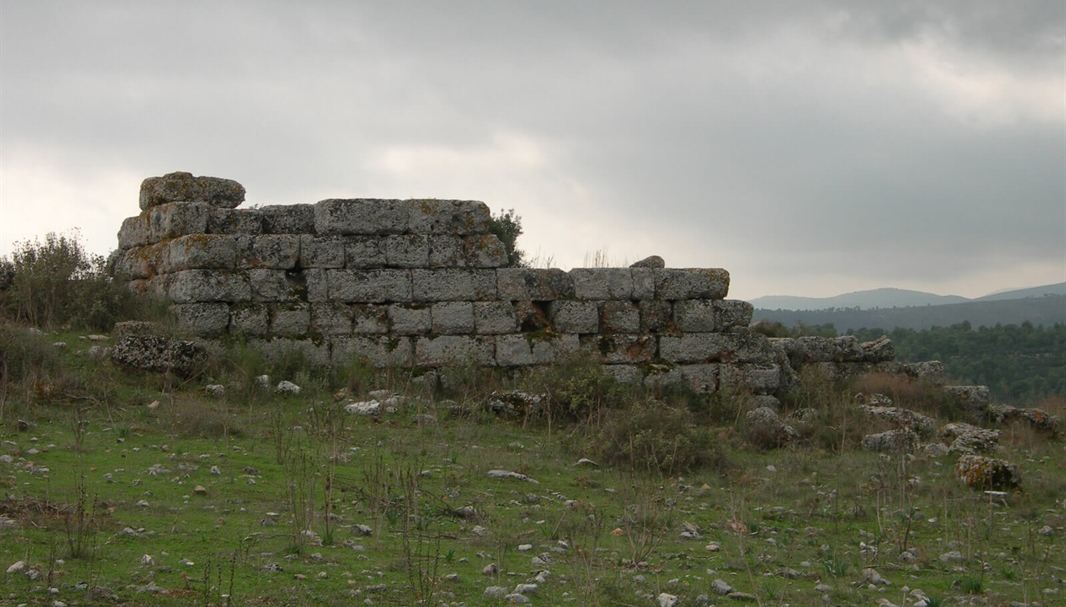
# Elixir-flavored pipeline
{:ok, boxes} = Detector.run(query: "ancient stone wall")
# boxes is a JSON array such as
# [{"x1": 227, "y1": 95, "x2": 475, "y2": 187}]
[{"x1": 112, "y1": 172, "x2": 918, "y2": 399}]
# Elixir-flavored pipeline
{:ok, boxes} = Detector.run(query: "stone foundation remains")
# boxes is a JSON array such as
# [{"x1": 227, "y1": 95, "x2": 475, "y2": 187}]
[{"x1": 110, "y1": 172, "x2": 938, "y2": 399}]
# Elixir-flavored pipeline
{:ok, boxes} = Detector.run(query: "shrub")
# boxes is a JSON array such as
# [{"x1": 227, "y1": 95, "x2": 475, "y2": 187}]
[
  {"x1": 487, "y1": 208, "x2": 525, "y2": 268},
  {"x1": 1, "y1": 231, "x2": 152, "y2": 331}
]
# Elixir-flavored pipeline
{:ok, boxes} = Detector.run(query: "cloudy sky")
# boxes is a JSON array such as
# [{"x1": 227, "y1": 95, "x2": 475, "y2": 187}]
[{"x1": 2, "y1": 1, "x2": 1063, "y2": 301}]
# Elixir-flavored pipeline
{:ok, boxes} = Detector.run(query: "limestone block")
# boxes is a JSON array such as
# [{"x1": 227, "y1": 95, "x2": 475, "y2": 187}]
[
  {"x1": 474, "y1": 301, "x2": 518, "y2": 334},
  {"x1": 432, "y1": 302, "x2": 475, "y2": 334},
  {"x1": 631, "y1": 255, "x2": 665, "y2": 269},
  {"x1": 207, "y1": 208, "x2": 263, "y2": 235},
  {"x1": 231, "y1": 304, "x2": 270, "y2": 336},
  {"x1": 240, "y1": 234, "x2": 299, "y2": 269},
  {"x1": 788, "y1": 336, "x2": 865, "y2": 364},
  {"x1": 654, "y1": 268, "x2": 729, "y2": 300},
  {"x1": 170, "y1": 303, "x2": 230, "y2": 336},
  {"x1": 165, "y1": 234, "x2": 239, "y2": 272},
  {"x1": 496, "y1": 268, "x2": 575, "y2": 300},
  {"x1": 547, "y1": 301, "x2": 599, "y2": 333},
  {"x1": 112, "y1": 245, "x2": 165, "y2": 279},
  {"x1": 118, "y1": 215, "x2": 151, "y2": 249},
  {"x1": 715, "y1": 300, "x2": 754, "y2": 330},
  {"x1": 271, "y1": 304, "x2": 311, "y2": 336},
  {"x1": 412, "y1": 269, "x2": 497, "y2": 301},
  {"x1": 569, "y1": 268, "x2": 610, "y2": 300},
  {"x1": 495, "y1": 333, "x2": 579, "y2": 366},
  {"x1": 315, "y1": 199, "x2": 408, "y2": 235},
  {"x1": 582, "y1": 334, "x2": 656, "y2": 364},
  {"x1": 603, "y1": 365, "x2": 643, "y2": 385},
  {"x1": 406, "y1": 199, "x2": 491, "y2": 235},
  {"x1": 139, "y1": 172, "x2": 245, "y2": 210},
  {"x1": 248, "y1": 269, "x2": 298, "y2": 302},
  {"x1": 639, "y1": 300, "x2": 673, "y2": 332},
  {"x1": 643, "y1": 365, "x2": 683, "y2": 391},
  {"x1": 415, "y1": 335, "x2": 494, "y2": 366},
  {"x1": 258, "y1": 204, "x2": 315, "y2": 234},
  {"x1": 304, "y1": 268, "x2": 329, "y2": 302},
  {"x1": 384, "y1": 234, "x2": 430, "y2": 268},
  {"x1": 680, "y1": 364, "x2": 720, "y2": 393},
  {"x1": 955, "y1": 454, "x2": 1021, "y2": 490},
  {"x1": 252, "y1": 337, "x2": 330, "y2": 367},
  {"x1": 599, "y1": 300, "x2": 640, "y2": 333},
  {"x1": 463, "y1": 235, "x2": 508, "y2": 268},
  {"x1": 345, "y1": 236, "x2": 386, "y2": 268},
  {"x1": 388, "y1": 303, "x2": 431, "y2": 335},
  {"x1": 515, "y1": 301, "x2": 551, "y2": 332},
  {"x1": 659, "y1": 331, "x2": 774, "y2": 364},
  {"x1": 147, "y1": 202, "x2": 211, "y2": 242},
  {"x1": 719, "y1": 364, "x2": 781, "y2": 394},
  {"x1": 311, "y1": 303, "x2": 354, "y2": 334},
  {"x1": 328, "y1": 269, "x2": 412, "y2": 303},
  {"x1": 167, "y1": 269, "x2": 251, "y2": 303},
  {"x1": 342, "y1": 304, "x2": 384, "y2": 334},
  {"x1": 428, "y1": 235, "x2": 464, "y2": 268},
  {"x1": 673, "y1": 300, "x2": 715, "y2": 332},
  {"x1": 631, "y1": 268, "x2": 656, "y2": 299},
  {"x1": 332, "y1": 335, "x2": 413, "y2": 367},
  {"x1": 299, "y1": 235, "x2": 345, "y2": 269}
]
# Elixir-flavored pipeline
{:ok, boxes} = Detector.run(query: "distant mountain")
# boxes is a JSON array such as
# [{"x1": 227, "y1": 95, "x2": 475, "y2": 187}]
[
  {"x1": 750, "y1": 288, "x2": 967, "y2": 311},
  {"x1": 749, "y1": 282, "x2": 1066, "y2": 311},
  {"x1": 753, "y1": 294, "x2": 1065, "y2": 332}
]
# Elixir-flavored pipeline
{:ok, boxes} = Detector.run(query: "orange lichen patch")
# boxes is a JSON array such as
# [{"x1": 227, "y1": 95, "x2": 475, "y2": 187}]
[{"x1": 955, "y1": 454, "x2": 1021, "y2": 491}]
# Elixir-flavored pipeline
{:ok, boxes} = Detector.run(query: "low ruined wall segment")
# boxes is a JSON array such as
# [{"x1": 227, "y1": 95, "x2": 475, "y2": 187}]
[{"x1": 112, "y1": 172, "x2": 902, "y2": 398}]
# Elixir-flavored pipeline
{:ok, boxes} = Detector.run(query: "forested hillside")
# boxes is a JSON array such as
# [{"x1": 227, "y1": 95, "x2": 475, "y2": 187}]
[{"x1": 848, "y1": 322, "x2": 1066, "y2": 405}]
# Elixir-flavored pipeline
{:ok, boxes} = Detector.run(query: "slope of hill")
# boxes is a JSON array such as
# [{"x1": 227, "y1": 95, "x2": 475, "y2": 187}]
[
  {"x1": 974, "y1": 282, "x2": 1066, "y2": 302},
  {"x1": 753, "y1": 294, "x2": 1065, "y2": 332},
  {"x1": 750, "y1": 288, "x2": 968, "y2": 311}
]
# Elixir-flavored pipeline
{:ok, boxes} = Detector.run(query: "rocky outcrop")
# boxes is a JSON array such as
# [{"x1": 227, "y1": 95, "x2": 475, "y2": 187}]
[{"x1": 955, "y1": 454, "x2": 1021, "y2": 490}]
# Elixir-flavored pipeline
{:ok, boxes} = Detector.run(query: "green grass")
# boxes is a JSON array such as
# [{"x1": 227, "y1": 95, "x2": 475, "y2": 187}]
[{"x1": 0, "y1": 329, "x2": 1063, "y2": 606}]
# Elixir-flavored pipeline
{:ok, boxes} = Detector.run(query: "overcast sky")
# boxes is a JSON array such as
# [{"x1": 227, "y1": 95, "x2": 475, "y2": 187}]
[{"x1": 1, "y1": 1, "x2": 1063, "y2": 301}]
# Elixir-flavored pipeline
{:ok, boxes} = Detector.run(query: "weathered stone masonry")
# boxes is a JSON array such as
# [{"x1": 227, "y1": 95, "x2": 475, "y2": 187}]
[{"x1": 112, "y1": 172, "x2": 920, "y2": 399}]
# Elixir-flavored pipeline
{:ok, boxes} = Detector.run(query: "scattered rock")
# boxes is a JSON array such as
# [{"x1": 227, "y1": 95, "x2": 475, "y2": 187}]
[
  {"x1": 658, "y1": 592, "x2": 679, "y2": 607},
  {"x1": 487, "y1": 469, "x2": 539, "y2": 483},
  {"x1": 110, "y1": 334, "x2": 209, "y2": 378},
  {"x1": 7, "y1": 560, "x2": 25, "y2": 574},
  {"x1": 955, "y1": 454, "x2": 1021, "y2": 490},
  {"x1": 863, "y1": 567, "x2": 890, "y2": 585},
  {"x1": 275, "y1": 380, "x2": 301, "y2": 395},
  {"x1": 484, "y1": 586, "x2": 508, "y2": 597},
  {"x1": 743, "y1": 407, "x2": 798, "y2": 448},
  {"x1": 345, "y1": 401, "x2": 380, "y2": 415},
  {"x1": 859, "y1": 403, "x2": 936, "y2": 437},
  {"x1": 861, "y1": 429, "x2": 919, "y2": 453},
  {"x1": 942, "y1": 422, "x2": 999, "y2": 454},
  {"x1": 205, "y1": 384, "x2": 225, "y2": 397},
  {"x1": 712, "y1": 579, "x2": 733, "y2": 595},
  {"x1": 631, "y1": 255, "x2": 665, "y2": 269},
  {"x1": 486, "y1": 391, "x2": 545, "y2": 419}
]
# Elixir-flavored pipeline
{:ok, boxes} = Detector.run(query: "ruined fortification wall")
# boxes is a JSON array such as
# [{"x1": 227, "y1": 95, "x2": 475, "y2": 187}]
[{"x1": 112, "y1": 172, "x2": 912, "y2": 398}]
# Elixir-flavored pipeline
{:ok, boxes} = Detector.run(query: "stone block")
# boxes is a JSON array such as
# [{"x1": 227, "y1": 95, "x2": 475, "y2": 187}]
[
  {"x1": 344, "y1": 237, "x2": 386, "y2": 268},
  {"x1": 474, "y1": 301, "x2": 518, "y2": 334},
  {"x1": 112, "y1": 245, "x2": 165, "y2": 279},
  {"x1": 495, "y1": 333, "x2": 579, "y2": 366},
  {"x1": 315, "y1": 199, "x2": 408, "y2": 235},
  {"x1": 165, "y1": 234, "x2": 239, "y2": 271},
  {"x1": 346, "y1": 304, "x2": 386, "y2": 334},
  {"x1": 654, "y1": 268, "x2": 729, "y2": 300},
  {"x1": 673, "y1": 300, "x2": 716, "y2": 332},
  {"x1": 547, "y1": 300, "x2": 599, "y2": 333},
  {"x1": 248, "y1": 269, "x2": 299, "y2": 302},
  {"x1": 328, "y1": 269, "x2": 412, "y2": 303},
  {"x1": 388, "y1": 303, "x2": 431, "y2": 335},
  {"x1": 582, "y1": 334, "x2": 656, "y2": 364},
  {"x1": 231, "y1": 304, "x2": 270, "y2": 336},
  {"x1": 603, "y1": 365, "x2": 643, "y2": 385},
  {"x1": 680, "y1": 364, "x2": 719, "y2": 393},
  {"x1": 332, "y1": 336, "x2": 413, "y2": 367},
  {"x1": 494, "y1": 334, "x2": 536, "y2": 366},
  {"x1": 715, "y1": 300, "x2": 754, "y2": 330},
  {"x1": 432, "y1": 302, "x2": 475, "y2": 334},
  {"x1": 412, "y1": 269, "x2": 497, "y2": 301},
  {"x1": 428, "y1": 235, "x2": 464, "y2": 268},
  {"x1": 463, "y1": 235, "x2": 508, "y2": 268},
  {"x1": 167, "y1": 269, "x2": 251, "y2": 303},
  {"x1": 139, "y1": 172, "x2": 245, "y2": 210},
  {"x1": 311, "y1": 303, "x2": 354, "y2": 334},
  {"x1": 406, "y1": 199, "x2": 491, "y2": 235},
  {"x1": 242, "y1": 234, "x2": 300, "y2": 269},
  {"x1": 170, "y1": 303, "x2": 230, "y2": 336},
  {"x1": 415, "y1": 335, "x2": 494, "y2": 366},
  {"x1": 631, "y1": 268, "x2": 656, "y2": 299},
  {"x1": 259, "y1": 204, "x2": 315, "y2": 234},
  {"x1": 252, "y1": 337, "x2": 330, "y2": 367},
  {"x1": 639, "y1": 300, "x2": 674, "y2": 332},
  {"x1": 515, "y1": 301, "x2": 551, "y2": 332},
  {"x1": 599, "y1": 300, "x2": 640, "y2": 333},
  {"x1": 118, "y1": 215, "x2": 151, "y2": 249},
  {"x1": 719, "y1": 364, "x2": 781, "y2": 394},
  {"x1": 147, "y1": 202, "x2": 211, "y2": 242},
  {"x1": 299, "y1": 235, "x2": 346, "y2": 268},
  {"x1": 304, "y1": 269, "x2": 329, "y2": 302},
  {"x1": 384, "y1": 234, "x2": 430, "y2": 268},
  {"x1": 207, "y1": 208, "x2": 263, "y2": 235},
  {"x1": 644, "y1": 365, "x2": 684, "y2": 391},
  {"x1": 271, "y1": 304, "x2": 311, "y2": 336},
  {"x1": 659, "y1": 331, "x2": 774, "y2": 364},
  {"x1": 496, "y1": 268, "x2": 575, "y2": 300},
  {"x1": 569, "y1": 268, "x2": 609, "y2": 300}
]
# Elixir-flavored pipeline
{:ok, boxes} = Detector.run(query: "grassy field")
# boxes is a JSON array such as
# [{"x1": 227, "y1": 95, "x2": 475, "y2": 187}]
[{"x1": 1, "y1": 327, "x2": 1063, "y2": 606}]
